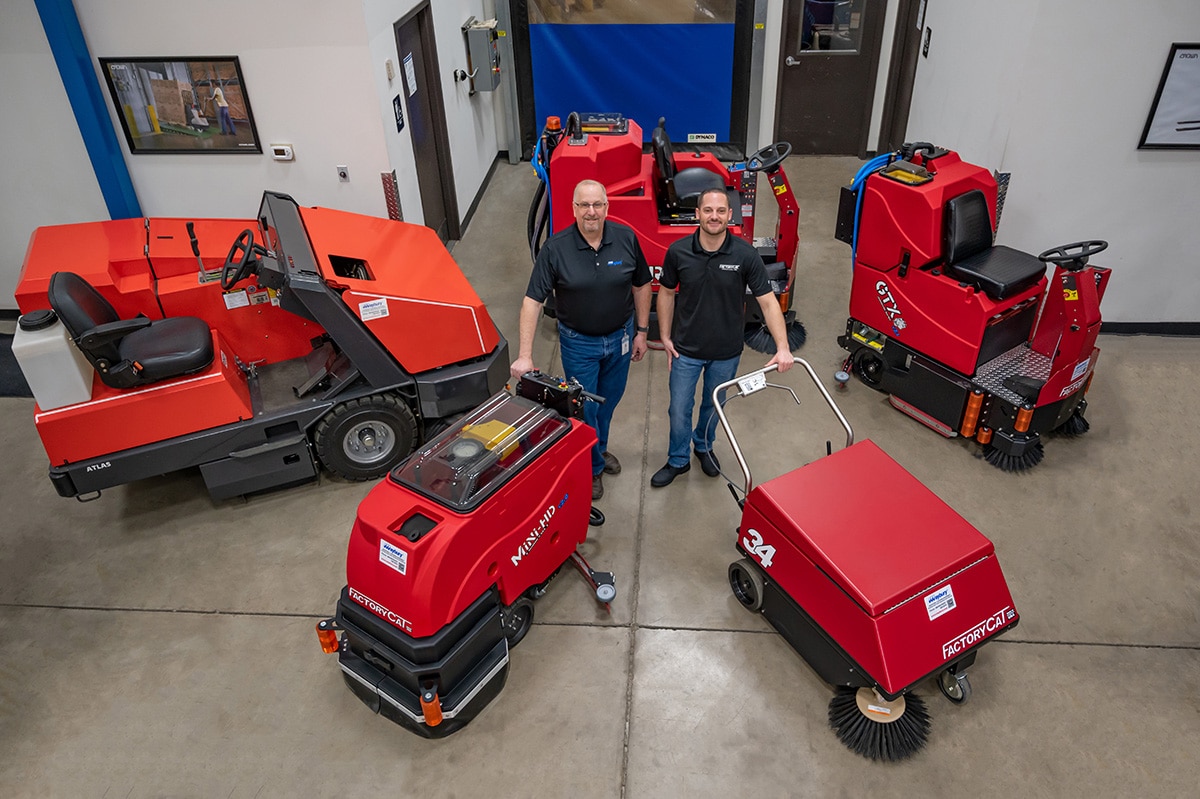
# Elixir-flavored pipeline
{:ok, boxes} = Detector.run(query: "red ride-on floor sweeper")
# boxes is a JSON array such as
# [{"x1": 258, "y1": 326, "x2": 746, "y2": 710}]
[
  {"x1": 12, "y1": 191, "x2": 508, "y2": 500},
  {"x1": 715, "y1": 363, "x2": 1019, "y2": 761},
  {"x1": 528, "y1": 112, "x2": 805, "y2": 352},
  {"x1": 317, "y1": 372, "x2": 615, "y2": 737},
  {"x1": 834, "y1": 143, "x2": 1110, "y2": 471}
]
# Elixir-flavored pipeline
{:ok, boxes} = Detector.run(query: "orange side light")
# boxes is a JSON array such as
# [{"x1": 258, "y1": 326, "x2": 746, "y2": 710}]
[
  {"x1": 316, "y1": 621, "x2": 339, "y2": 654},
  {"x1": 420, "y1": 685, "x2": 444, "y2": 727},
  {"x1": 960, "y1": 390, "x2": 984, "y2": 437},
  {"x1": 1014, "y1": 405, "x2": 1034, "y2": 433},
  {"x1": 976, "y1": 427, "x2": 994, "y2": 444}
]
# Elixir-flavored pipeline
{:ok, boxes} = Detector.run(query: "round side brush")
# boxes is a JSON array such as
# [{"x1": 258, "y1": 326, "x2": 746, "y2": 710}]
[
  {"x1": 743, "y1": 319, "x2": 807, "y2": 354},
  {"x1": 982, "y1": 440, "x2": 1045, "y2": 472},
  {"x1": 828, "y1": 687, "x2": 931, "y2": 762},
  {"x1": 1054, "y1": 409, "x2": 1090, "y2": 437}
]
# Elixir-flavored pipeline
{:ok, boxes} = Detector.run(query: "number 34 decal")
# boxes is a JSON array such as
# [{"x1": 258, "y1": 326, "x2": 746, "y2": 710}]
[{"x1": 742, "y1": 528, "x2": 776, "y2": 568}]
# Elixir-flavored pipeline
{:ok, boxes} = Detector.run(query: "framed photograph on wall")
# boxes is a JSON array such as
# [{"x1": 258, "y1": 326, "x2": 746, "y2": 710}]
[
  {"x1": 99, "y1": 56, "x2": 261, "y2": 154},
  {"x1": 1138, "y1": 43, "x2": 1200, "y2": 150}
]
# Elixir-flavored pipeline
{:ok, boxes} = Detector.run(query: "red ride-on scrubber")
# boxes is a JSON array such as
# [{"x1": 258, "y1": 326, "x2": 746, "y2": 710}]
[
  {"x1": 714, "y1": 363, "x2": 1019, "y2": 761},
  {"x1": 835, "y1": 143, "x2": 1111, "y2": 471},
  {"x1": 316, "y1": 372, "x2": 615, "y2": 737}
]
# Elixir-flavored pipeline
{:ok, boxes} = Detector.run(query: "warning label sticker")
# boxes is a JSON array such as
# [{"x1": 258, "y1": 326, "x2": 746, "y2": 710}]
[
  {"x1": 359, "y1": 298, "x2": 389, "y2": 321},
  {"x1": 924, "y1": 585, "x2": 956, "y2": 621},
  {"x1": 379, "y1": 539, "x2": 408, "y2": 575}
]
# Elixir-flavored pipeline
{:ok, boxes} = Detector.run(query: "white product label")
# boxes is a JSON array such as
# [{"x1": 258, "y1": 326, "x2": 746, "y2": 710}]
[
  {"x1": 223, "y1": 290, "x2": 249, "y2": 310},
  {"x1": 1071, "y1": 357, "x2": 1091, "y2": 381},
  {"x1": 866, "y1": 703, "x2": 893, "y2": 716},
  {"x1": 379, "y1": 539, "x2": 408, "y2": 575},
  {"x1": 359, "y1": 298, "x2": 389, "y2": 321},
  {"x1": 924, "y1": 585, "x2": 956, "y2": 620},
  {"x1": 737, "y1": 371, "x2": 767, "y2": 395}
]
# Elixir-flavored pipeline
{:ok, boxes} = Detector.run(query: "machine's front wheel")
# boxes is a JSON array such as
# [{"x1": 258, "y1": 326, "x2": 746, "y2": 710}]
[
  {"x1": 314, "y1": 394, "x2": 417, "y2": 481},
  {"x1": 853, "y1": 349, "x2": 886, "y2": 387},
  {"x1": 938, "y1": 670, "x2": 972, "y2": 704},
  {"x1": 501, "y1": 598, "x2": 535, "y2": 647},
  {"x1": 728, "y1": 558, "x2": 765, "y2": 612}
]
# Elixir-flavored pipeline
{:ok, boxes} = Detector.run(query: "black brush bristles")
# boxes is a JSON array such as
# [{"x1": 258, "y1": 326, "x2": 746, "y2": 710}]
[
  {"x1": 743, "y1": 320, "x2": 807, "y2": 354},
  {"x1": 828, "y1": 688, "x2": 931, "y2": 762},
  {"x1": 983, "y1": 440, "x2": 1045, "y2": 472}
]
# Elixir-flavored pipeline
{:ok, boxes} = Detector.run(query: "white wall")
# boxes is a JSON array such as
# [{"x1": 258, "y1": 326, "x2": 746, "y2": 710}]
[
  {"x1": 0, "y1": 0, "x2": 503, "y2": 310},
  {"x1": 906, "y1": 0, "x2": 1200, "y2": 323},
  {"x1": 0, "y1": 0, "x2": 109, "y2": 307}
]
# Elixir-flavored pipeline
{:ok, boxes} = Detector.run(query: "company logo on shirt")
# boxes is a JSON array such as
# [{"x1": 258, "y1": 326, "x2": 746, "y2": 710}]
[
  {"x1": 719, "y1": 263, "x2": 740, "y2": 272},
  {"x1": 607, "y1": 259, "x2": 624, "y2": 267}
]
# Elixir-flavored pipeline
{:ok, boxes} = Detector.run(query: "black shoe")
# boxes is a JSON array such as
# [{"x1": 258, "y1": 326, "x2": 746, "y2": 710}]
[
  {"x1": 592, "y1": 473, "x2": 604, "y2": 500},
  {"x1": 695, "y1": 449, "x2": 720, "y2": 477},
  {"x1": 650, "y1": 462, "x2": 690, "y2": 488},
  {"x1": 601, "y1": 451, "x2": 621, "y2": 475}
]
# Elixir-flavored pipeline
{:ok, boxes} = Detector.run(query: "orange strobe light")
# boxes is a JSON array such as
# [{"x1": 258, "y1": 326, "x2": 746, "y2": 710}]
[
  {"x1": 960, "y1": 390, "x2": 984, "y2": 437},
  {"x1": 976, "y1": 427, "x2": 993, "y2": 444},
  {"x1": 316, "y1": 620, "x2": 339, "y2": 654}
]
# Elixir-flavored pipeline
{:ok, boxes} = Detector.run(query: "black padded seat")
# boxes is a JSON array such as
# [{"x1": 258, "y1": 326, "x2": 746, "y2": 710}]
[
  {"x1": 48, "y1": 271, "x2": 214, "y2": 389},
  {"x1": 651, "y1": 118, "x2": 726, "y2": 211},
  {"x1": 943, "y1": 190, "x2": 1045, "y2": 301}
]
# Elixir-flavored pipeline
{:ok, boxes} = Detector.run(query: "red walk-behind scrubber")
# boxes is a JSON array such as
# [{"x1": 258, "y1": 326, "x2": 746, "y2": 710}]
[
  {"x1": 834, "y1": 143, "x2": 1110, "y2": 471},
  {"x1": 317, "y1": 372, "x2": 615, "y2": 737},
  {"x1": 714, "y1": 363, "x2": 1019, "y2": 761}
]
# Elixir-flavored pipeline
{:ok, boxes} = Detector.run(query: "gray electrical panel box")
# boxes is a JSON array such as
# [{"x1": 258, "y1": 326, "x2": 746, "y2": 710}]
[{"x1": 463, "y1": 16, "x2": 500, "y2": 92}]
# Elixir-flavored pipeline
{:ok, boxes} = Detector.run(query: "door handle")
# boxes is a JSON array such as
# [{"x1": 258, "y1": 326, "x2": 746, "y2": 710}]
[{"x1": 785, "y1": 55, "x2": 800, "y2": 66}]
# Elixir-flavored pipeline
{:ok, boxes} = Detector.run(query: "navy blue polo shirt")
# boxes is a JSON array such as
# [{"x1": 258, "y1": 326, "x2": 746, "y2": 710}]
[
  {"x1": 660, "y1": 230, "x2": 772, "y2": 360},
  {"x1": 525, "y1": 221, "x2": 651, "y2": 336}
]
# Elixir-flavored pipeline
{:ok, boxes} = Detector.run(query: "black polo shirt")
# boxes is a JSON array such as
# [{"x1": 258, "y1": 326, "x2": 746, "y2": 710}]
[
  {"x1": 525, "y1": 221, "x2": 651, "y2": 336},
  {"x1": 660, "y1": 230, "x2": 772, "y2": 360}
]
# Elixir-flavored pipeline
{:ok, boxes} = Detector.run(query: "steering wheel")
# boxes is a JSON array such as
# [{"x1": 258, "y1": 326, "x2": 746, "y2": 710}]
[
  {"x1": 746, "y1": 141, "x2": 793, "y2": 173},
  {"x1": 1037, "y1": 240, "x2": 1108, "y2": 272},
  {"x1": 221, "y1": 229, "x2": 261, "y2": 290}
]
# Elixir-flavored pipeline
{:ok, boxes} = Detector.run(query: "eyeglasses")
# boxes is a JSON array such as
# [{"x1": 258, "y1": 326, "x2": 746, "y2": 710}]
[{"x1": 574, "y1": 201, "x2": 608, "y2": 210}]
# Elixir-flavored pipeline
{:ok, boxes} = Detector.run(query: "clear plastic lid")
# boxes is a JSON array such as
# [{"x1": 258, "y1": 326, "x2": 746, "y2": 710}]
[{"x1": 392, "y1": 391, "x2": 570, "y2": 511}]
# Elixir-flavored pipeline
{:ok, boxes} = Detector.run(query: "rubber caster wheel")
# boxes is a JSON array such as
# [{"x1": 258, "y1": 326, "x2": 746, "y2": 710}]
[
  {"x1": 501, "y1": 597, "x2": 534, "y2": 648},
  {"x1": 596, "y1": 583, "x2": 616, "y2": 603},
  {"x1": 938, "y1": 670, "x2": 972, "y2": 704},
  {"x1": 728, "y1": 558, "x2": 765, "y2": 612}
]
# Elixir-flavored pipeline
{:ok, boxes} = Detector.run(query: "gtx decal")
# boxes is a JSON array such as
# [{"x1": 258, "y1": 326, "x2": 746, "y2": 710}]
[
  {"x1": 942, "y1": 606, "x2": 1015, "y2": 659},
  {"x1": 875, "y1": 280, "x2": 907, "y2": 332},
  {"x1": 742, "y1": 528, "x2": 776, "y2": 568},
  {"x1": 348, "y1": 586, "x2": 413, "y2": 633},
  {"x1": 379, "y1": 539, "x2": 408, "y2": 575},
  {"x1": 510, "y1": 495, "x2": 565, "y2": 566}
]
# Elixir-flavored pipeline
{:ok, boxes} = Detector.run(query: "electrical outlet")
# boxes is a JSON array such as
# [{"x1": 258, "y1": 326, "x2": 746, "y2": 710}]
[{"x1": 337, "y1": 165, "x2": 350, "y2": 182}]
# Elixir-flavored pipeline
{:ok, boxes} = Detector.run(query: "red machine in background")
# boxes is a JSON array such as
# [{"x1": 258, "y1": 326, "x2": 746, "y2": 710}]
[
  {"x1": 529, "y1": 112, "x2": 805, "y2": 352},
  {"x1": 715, "y1": 363, "x2": 1019, "y2": 761},
  {"x1": 12, "y1": 191, "x2": 508, "y2": 500},
  {"x1": 317, "y1": 372, "x2": 615, "y2": 737},
  {"x1": 835, "y1": 143, "x2": 1110, "y2": 470}
]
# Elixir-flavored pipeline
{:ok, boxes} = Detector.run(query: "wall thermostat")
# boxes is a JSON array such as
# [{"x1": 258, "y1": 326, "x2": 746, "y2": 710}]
[{"x1": 270, "y1": 143, "x2": 294, "y2": 161}]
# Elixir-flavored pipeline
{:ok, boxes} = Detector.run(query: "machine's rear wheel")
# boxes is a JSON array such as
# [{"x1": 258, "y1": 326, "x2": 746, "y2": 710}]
[
  {"x1": 314, "y1": 394, "x2": 417, "y2": 480},
  {"x1": 501, "y1": 598, "x2": 534, "y2": 647},
  {"x1": 938, "y1": 670, "x2": 972, "y2": 704},
  {"x1": 728, "y1": 558, "x2": 765, "y2": 611},
  {"x1": 853, "y1": 349, "x2": 886, "y2": 387}
]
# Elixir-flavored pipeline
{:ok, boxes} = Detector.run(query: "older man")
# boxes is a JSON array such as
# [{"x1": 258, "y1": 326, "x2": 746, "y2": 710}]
[
  {"x1": 652, "y1": 186, "x2": 794, "y2": 488},
  {"x1": 512, "y1": 179, "x2": 652, "y2": 500}
]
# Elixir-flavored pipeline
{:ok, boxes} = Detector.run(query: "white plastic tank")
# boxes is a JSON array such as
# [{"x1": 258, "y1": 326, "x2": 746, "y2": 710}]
[{"x1": 12, "y1": 309, "x2": 94, "y2": 410}]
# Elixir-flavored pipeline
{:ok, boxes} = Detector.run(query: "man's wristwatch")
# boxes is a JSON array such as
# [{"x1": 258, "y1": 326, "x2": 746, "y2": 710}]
[{"x1": 635, "y1": 325, "x2": 649, "y2": 333}]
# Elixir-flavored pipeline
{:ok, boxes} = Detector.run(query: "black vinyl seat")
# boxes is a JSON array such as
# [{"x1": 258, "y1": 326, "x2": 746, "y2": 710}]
[
  {"x1": 48, "y1": 271, "x2": 214, "y2": 389},
  {"x1": 651, "y1": 117, "x2": 726, "y2": 212},
  {"x1": 943, "y1": 190, "x2": 1046, "y2": 301}
]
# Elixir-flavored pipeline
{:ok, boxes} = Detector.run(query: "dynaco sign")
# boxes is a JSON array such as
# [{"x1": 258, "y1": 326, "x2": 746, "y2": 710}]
[{"x1": 941, "y1": 606, "x2": 1014, "y2": 659}]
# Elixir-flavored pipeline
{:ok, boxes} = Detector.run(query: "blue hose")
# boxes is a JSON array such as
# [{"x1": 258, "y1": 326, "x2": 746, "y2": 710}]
[{"x1": 849, "y1": 153, "x2": 894, "y2": 267}]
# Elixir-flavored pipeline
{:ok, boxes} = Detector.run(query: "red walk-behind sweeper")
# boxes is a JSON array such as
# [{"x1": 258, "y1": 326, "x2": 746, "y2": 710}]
[
  {"x1": 834, "y1": 143, "x2": 1110, "y2": 471},
  {"x1": 317, "y1": 372, "x2": 615, "y2": 737},
  {"x1": 715, "y1": 363, "x2": 1019, "y2": 761}
]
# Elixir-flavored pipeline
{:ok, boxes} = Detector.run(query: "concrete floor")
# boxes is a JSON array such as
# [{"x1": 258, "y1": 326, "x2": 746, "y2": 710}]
[{"x1": 1, "y1": 158, "x2": 1197, "y2": 797}]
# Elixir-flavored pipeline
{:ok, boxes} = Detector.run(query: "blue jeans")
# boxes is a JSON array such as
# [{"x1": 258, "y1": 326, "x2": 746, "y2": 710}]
[
  {"x1": 558, "y1": 317, "x2": 634, "y2": 476},
  {"x1": 667, "y1": 353, "x2": 740, "y2": 468}
]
